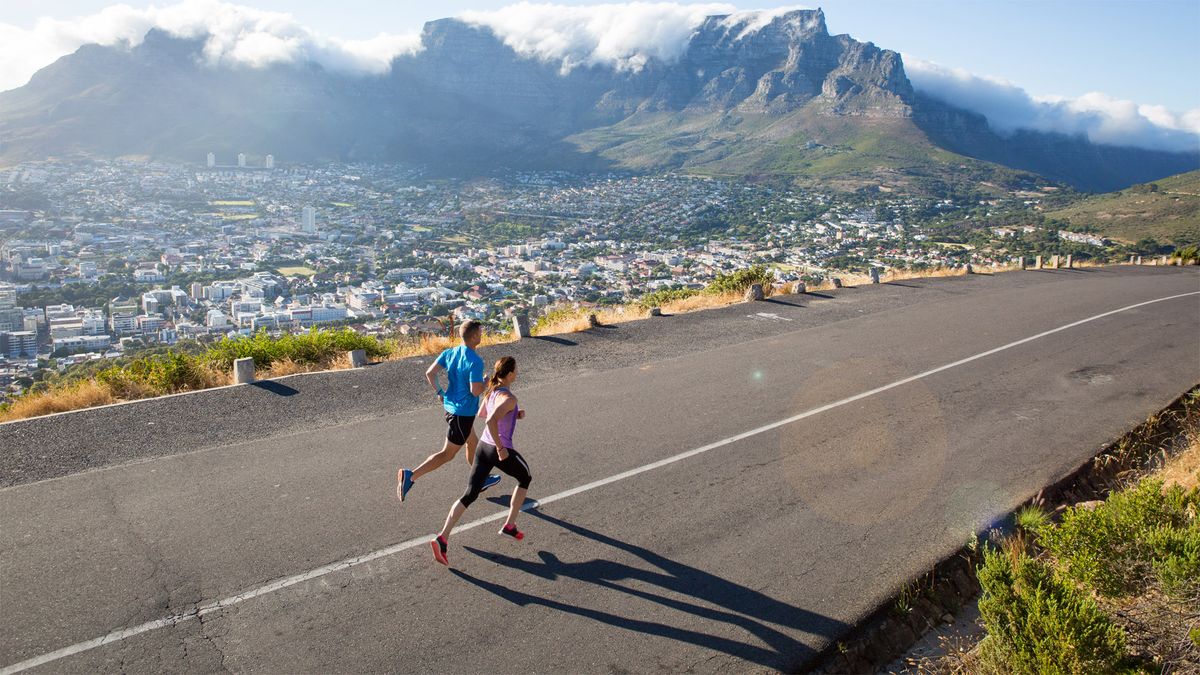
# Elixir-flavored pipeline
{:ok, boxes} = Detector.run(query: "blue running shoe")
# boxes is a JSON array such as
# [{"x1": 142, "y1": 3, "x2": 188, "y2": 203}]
[
  {"x1": 397, "y1": 468, "x2": 414, "y2": 502},
  {"x1": 480, "y1": 474, "x2": 503, "y2": 493}
]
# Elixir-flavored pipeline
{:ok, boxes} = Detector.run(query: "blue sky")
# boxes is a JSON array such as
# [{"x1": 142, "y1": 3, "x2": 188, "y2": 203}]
[{"x1": 8, "y1": 0, "x2": 1197, "y2": 110}]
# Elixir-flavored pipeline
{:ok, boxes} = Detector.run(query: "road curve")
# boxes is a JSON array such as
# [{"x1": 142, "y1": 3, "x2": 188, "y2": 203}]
[{"x1": 1, "y1": 266, "x2": 1198, "y2": 673}]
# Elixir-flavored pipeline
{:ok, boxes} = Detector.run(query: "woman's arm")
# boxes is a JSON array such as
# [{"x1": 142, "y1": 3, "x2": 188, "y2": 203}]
[{"x1": 486, "y1": 394, "x2": 516, "y2": 460}]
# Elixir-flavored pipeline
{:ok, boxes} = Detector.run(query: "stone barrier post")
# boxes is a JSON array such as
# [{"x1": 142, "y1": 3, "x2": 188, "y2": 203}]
[
  {"x1": 793, "y1": 281, "x2": 807, "y2": 294},
  {"x1": 1019, "y1": 257, "x2": 1027, "y2": 270},
  {"x1": 1065, "y1": 254, "x2": 1073, "y2": 268},
  {"x1": 869, "y1": 268, "x2": 881, "y2": 284},
  {"x1": 1035, "y1": 255, "x2": 1043, "y2": 269},
  {"x1": 1160, "y1": 255, "x2": 1169, "y2": 266},
  {"x1": 831, "y1": 277, "x2": 843, "y2": 289},
  {"x1": 1051, "y1": 255, "x2": 1060, "y2": 269},
  {"x1": 512, "y1": 313, "x2": 531, "y2": 339},
  {"x1": 745, "y1": 283, "x2": 765, "y2": 301},
  {"x1": 648, "y1": 307, "x2": 662, "y2": 316},
  {"x1": 587, "y1": 313, "x2": 600, "y2": 327},
  {"x1": 1136, "y1": 255, "x2": 1143, "y2": 265},
  {"x1": 965, "y1": 263, "x2": 974, "y2": 275},
  {"x1": 348, "y1": 349, "x2": 367, "y2": 368},
  {"x1": 234, "y1": 357, "x2": 255, "y2": 384}
]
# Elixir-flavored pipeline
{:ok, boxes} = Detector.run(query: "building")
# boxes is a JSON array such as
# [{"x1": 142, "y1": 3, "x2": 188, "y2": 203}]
[
  {"x1": 207, "y1": 152, "x2": 216, "y2": 168},
  {"x1": 237, "y1": 153, "x2": 247, "y2": 168},
  {"x1": 13, "y1": 257, "x2": 49, "y2": 281},
  {"x1": 264, "y1": 154, "x2": 274, "y2": 169},
  {"x1": 0, "y1": 284, "x2": 15, "y2": 309},
  {"x1": 52, "y1": 334, "x2": 111, "y2": 355},
  {"x1": 302, "y1": 206, "x2": 316, "y2": 233},
  {"x1": 136, "y1": 315, "x2": 165, "y2": 334},
  {"x1": 1, "y1": 331, "x2": 38, "y2": 359}
]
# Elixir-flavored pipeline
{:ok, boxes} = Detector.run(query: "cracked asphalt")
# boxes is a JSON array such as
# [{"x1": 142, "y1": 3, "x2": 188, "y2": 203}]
[{"x1": 1, "y1": 266, "x2": 1198, "y2": 673}]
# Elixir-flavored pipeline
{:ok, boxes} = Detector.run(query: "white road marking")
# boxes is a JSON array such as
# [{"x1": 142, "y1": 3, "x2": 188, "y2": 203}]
[
  {"x1": 749, "y1": 312, "x2": 793, "y2": 322},
  {"x1": 3, "y1": 290, "x2": 1197, "y2": 674}
]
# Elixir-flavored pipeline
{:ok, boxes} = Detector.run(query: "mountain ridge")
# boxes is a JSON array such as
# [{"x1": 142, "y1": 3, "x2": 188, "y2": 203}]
[{"x1": 0, "y1": 9, "x2": 1195, "y2": 191}]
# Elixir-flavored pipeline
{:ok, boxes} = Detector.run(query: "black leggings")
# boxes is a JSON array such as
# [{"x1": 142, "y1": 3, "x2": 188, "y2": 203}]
[{"x1": 460, "y1": 442, "x2": 532, "y2": 507}]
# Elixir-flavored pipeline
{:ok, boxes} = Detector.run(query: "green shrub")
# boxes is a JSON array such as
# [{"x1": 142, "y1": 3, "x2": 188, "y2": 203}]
[
  {"x1": 532, "y1": 306, "x2": 585, "y2": 335},
  {"x1": 95, "y1": 351, "x2": 211, "y2": 397},
  {"x1": 1172, "y1": 245, "x2": 1198, "y2": 263},
  {"x1": 638, "y1": 287, "x2": 699, "y2": 307},
  {"x1": 703, "y1": 266, "x2": 774, "y2": 295},
  {"x1": 1015, "y1": 505, "x2": 1051, "y2": 533},
  {"x1": 977, "y1": 547, "x2": 1127, "y2": 674},
  {"x1": 1036, "y1": 479, "x2": 1200, "y2": 597},
  {"x1": 1145, "y1": 525, "x2": 1200, "y2": 599},
  {"x1": 201, "y1": 328, "x2": 390, "y2": 369}
]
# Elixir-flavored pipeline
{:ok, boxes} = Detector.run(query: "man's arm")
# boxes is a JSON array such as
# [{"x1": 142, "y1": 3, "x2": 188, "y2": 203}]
[
  {"x1": 425, "y1": 362, "x2": 444, "y2": 400},
  {"x1": 469, "y1": 357, "x2": 485, "y2": 396}
]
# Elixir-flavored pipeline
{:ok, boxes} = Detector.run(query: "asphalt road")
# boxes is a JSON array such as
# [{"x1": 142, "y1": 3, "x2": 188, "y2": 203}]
[{"x1": 1, "y1": 266, "x2": 1198, "y2": 673}]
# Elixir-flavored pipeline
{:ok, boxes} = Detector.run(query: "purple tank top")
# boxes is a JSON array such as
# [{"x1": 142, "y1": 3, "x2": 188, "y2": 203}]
[{"x1": 480, "y1": 387, "x2": 518, "y2": 449}]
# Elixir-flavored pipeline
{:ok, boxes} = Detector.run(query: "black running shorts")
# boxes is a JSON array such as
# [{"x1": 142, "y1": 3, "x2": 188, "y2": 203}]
[{"x1": 445, "y1": 413, "x2": 476, "y2": 446}]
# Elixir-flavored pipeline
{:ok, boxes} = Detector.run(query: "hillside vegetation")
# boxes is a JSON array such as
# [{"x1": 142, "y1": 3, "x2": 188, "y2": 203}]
[{"x1": 1047, "y1": 170, "x2": 1200, "y2": 246}]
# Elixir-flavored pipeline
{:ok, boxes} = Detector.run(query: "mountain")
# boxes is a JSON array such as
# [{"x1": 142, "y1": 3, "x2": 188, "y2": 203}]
[
  {"x1": 1045, "y1": 170, "x2": 1200, "y2": 246},
  {"x1": 1, "y1": 9, "x2": 1196, "y2": 192}
]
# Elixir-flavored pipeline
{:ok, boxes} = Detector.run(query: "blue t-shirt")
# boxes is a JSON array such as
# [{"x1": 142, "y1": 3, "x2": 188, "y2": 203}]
[{"x1": 436, "y1": 345, "x2": 484, "y2": 416}]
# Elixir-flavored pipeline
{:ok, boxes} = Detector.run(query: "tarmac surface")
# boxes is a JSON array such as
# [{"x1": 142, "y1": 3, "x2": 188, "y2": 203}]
[{"x1": 1, "y1": 265, "x2": 1198, "y2": 673}]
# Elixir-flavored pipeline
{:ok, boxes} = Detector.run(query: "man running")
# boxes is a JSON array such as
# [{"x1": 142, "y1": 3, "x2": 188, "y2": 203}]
[{"x1": 397, "y1": 320, "x2": 500, "y2": 502}]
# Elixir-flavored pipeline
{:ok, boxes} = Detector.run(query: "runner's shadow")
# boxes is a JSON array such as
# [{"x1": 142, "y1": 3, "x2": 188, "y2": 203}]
[
  {"x1": 456, "y1": 511, "x2": 847, "y2": 670},
  {"x1": 484, "y1": 495, "x2": 538, "y2": 508}
]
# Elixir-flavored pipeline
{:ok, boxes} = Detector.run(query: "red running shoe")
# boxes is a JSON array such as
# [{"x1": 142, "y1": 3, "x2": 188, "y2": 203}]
[
  {"x1": 431, "y1": 535, "x2": 449, "y2": 566},
  {"x1": 499, "y1": 524, "x2": 524, "y2": 540}
]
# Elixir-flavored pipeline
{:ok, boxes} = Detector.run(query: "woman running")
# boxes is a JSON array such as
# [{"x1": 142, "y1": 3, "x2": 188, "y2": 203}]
[{"x1": 431, "y1": 356, "x2": 532, "y2": 566}]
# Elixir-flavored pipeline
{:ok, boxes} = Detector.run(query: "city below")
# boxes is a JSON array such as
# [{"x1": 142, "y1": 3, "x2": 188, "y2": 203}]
[{"x1": 0, "y1": 157, "x2": 1120, "y2": 404}]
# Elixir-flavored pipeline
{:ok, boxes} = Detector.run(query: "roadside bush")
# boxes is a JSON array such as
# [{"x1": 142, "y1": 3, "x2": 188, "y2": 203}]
[
  {"x1": 201, "y1": 328, "x2": 390, "y2": 369},
  {"x1": 977, "y1": 547, "x2": 1128, "y2": 675},
  {"x1": 95, "y1": 351, "x2": 214, "y2": 398},
  {"x1": 1035, "y1": 479, "x2": 1200, "y2": 597},
  {"x1": 703, "y1": 266, "x2": 774, "y2": 295},
  {"x1": 532, "y1": 305, "x2": 587, "y2": 335},
  {"x1": 638, "y1": 287, "x2": 699, "y2": 308},
  {"x1": 1145, "y1": 525, "x2": 1200, "y2": 599}
]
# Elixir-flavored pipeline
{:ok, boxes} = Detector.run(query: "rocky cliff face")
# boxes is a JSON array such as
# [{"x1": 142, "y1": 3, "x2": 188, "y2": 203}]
[{"x1": 0, "y1": 10, "x2": 1194, "y2": 190}]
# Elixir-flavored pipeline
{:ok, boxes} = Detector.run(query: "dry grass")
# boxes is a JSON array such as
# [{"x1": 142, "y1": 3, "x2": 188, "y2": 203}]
[
  {"x1": 383, "y1": 331, "x2": 515, "y2": 361},
  {"x1": 0, "y1": 380, "x2": 116, "y2": 422},
  {"x1": 262, "y1": 357, "x2": 312, "y2": 378},
  {"x1": 1159, "y1": 431, "x2": 1200, "y2": 491},
  {"x1": 659, "y1": 290, "x2": 746, "y2": 314}
]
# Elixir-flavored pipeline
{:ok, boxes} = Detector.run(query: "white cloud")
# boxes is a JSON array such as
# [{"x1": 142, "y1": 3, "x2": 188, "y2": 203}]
[
  {"x1": 459, "y1": 2, "x2": 735, "y2": 73},
  {"x1": 0, "y1": 0, "x2": 421, "y2": 92},
  {"x1": 905, "y1": 57, "x2": 1200, "y2": 154},
  {"x1": 458, "y1": 2, "x2": 812, "y2": 73}
]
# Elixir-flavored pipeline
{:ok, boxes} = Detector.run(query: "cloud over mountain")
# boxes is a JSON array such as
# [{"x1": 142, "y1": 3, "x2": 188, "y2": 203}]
[
  {"x1": 906, "y1": 58, "x2": 1200, "y2": 154},
  {"x1": 458, "y1": 2, "x2": 807, "y2": 72},
  {"x1": 1, "y1": 0, "x2": 1196, "y2": 155},
  {"x1": 0, "y1": 0, "x2": 420, "y2": 93}
]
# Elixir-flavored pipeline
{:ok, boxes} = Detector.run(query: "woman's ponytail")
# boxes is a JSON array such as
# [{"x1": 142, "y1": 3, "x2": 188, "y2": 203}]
[{"x1": 485, "y1": 356, "x2": 517, "y2": 397}]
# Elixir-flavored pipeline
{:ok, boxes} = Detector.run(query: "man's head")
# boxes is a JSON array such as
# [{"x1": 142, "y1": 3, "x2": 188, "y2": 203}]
[{"x1": 459, "y1": 320, "x2": 483, "y2": 348}]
